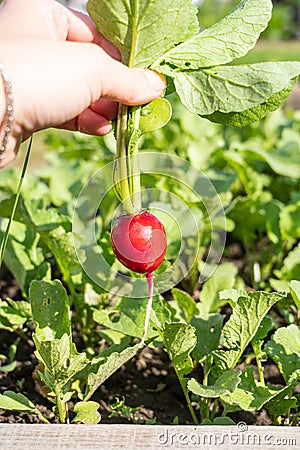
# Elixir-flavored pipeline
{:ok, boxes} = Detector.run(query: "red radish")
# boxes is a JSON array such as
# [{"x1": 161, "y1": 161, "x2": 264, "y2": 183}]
[
  {"x1": 110, "y1": 210, "x2": 166, "y2": 274},
  {"x1": 111, "y1": 210, "x2": 166, "y2": 347}
]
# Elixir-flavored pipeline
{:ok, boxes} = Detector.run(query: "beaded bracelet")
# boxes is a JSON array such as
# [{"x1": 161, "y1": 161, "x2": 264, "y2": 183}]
[{"x1": 0, "y1": 62, "x2": 14, "y2": 160}]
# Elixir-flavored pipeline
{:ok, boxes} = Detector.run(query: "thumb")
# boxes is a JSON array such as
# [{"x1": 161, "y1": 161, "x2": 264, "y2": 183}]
[{"x1": 92, "y1": 46, "x2": 166, "y2": 105}]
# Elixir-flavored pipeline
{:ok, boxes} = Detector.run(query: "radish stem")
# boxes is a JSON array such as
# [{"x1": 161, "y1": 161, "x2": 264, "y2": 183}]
[
  {"x1": 115, "y1": 103, "x2": 136, "y2": 215},
  {"x1": 139, "y1": 272, "x2": 154, "y2": 348}
]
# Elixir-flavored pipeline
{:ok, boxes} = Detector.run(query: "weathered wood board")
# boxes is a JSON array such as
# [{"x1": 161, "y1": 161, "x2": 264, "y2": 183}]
[{"x1": 0, "y1": 424, "x2": 300, "y2": 450}]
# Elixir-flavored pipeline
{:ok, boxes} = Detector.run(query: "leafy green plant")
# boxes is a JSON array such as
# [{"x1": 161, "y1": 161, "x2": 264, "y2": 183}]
[
  {"x1": 108, "y1": 396, "x2": 141, "y2": 421},
  {"x1": 87, "y1": 0, "x2": 300, "y2": 216}
]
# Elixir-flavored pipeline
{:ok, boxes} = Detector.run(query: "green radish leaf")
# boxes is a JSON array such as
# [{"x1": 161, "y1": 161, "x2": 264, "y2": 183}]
[
  {"x1": 204, "y1": 79, "x2": 296, "y2": 127},
  {"x1": 0, "y1": 195, "x2": 67, "y2": 230},
  {"x1": 221, "y1": 292, "x2": 283, "y2": 350},
  {"x1": 191, "y1": 313, "x2": 224, "y2": 362},
  {"x1": 188, "y1": 369, "x2": 241, "y2": 398},
  {"x1": 93, "y1": 296, "x2": 173, "y2": 340},
  {"x1": 0, "y1": 361, "x2": 17, "y2": 373},
  {"x1": 171, "y1": 62, "x2": 300, "y2": 117},
  {"x1": 160, "y1": 323, "x2": 198, "y2": 423},
  {"x1": 38, "y1": 159, "x2": 89, "y2": 207},
  {"x1": 200, "y1": 417, "x2": 236, "y2": 426},
  {"x1": 280, "y1": 202, "x2": 300, "y2": 240},
  {"x1": 159, "y1": 323, "x2": 196, "y2": 379},
  {"x1": 264, "y1": 324, "x2": 300, "y2": 382},
  {"x1": 0, "y1": 196, "x2": 81, "y2": 288},
  {"x1": 213, "y1": 291, "x2": 284, "y2": 373},
  {"x1": 29, "y1": 280, "x2": 71, "y2": 341},
  {"x1": 85, "y1": 344, "x2": 140, "y2": 401},
  {"x1": 44, "y1": 226, "x2": 83, "y2": 285},
  {"x1": 0, "y1": 298, "x2": 31, "y2": 331},
  {"x1": 171, "y1": 288, "x2": 198, "y2": 323},
  {"x1": 0, "y1": 221, "x2": 51, "y2": 294},
  {"x1": 221, "y1": 366, "x2": 285, "y2": 412},
  {"x1": 0, "y1": 391, "x2": 36, "y2": 413},
  {"x1": 252, "y1": 316, "x2": 274, "y2": 343},
  {"x1": 154, "y1": 0, "x2": 272, "y2": 69},
  {"x1": 34, "y1": 333, "x2": 89, "y2": 393},
  {"x1": 198, "y1": 262, "x2": 238, "y2": 315},
  {"x1": 87, "y1": 0, "x2": 198, "y2": 67},
  {"x1": 139, "y1": 98, "x2": 172, "y2": 133},
  {"x1": 218, "y1": 289, "x2": 244, "y2": 304},
  {"x1": 258, "y1": 135, "x2": 300, "y2": 179},
  {"x1": 72, "y1": 401, "x2": 101, "y2": 424},
  {"x1": 228, "y1": 196, "x2": 268, "y2": 244},
  {"x1": 290, "y1": 280, "x2": 300, "y2": 310},
  {"x1": 265, "y1": 383, "x2": 298, "y2": 423},
  {"x1": 278, "y1": 243, "x2": 300, "y2": 281},
  {"x1": 227, "y1": 109, "x2": 300, "y2": 175}
]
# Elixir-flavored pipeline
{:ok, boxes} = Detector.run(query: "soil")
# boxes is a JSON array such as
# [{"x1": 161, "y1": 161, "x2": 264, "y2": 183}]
[{"x1": 0, "y1": 268, "x2": 288, "y2": 426}]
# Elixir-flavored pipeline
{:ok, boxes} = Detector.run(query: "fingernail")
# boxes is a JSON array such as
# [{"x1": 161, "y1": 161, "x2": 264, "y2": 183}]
[{"x1": 143, "y1": 70, "x2": 166, "y2": 93}]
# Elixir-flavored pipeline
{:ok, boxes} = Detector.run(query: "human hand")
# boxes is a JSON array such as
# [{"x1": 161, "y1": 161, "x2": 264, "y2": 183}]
[{"x1": 0, "y1": 0, "x2": 166, "y2": 167}]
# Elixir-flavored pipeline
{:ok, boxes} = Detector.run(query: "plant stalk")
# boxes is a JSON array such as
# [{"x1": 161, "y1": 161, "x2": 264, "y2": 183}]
[
  {"x1": 115, "y1": 103, "x2": 142, "y2": 214},
  {"x1": 252, "y1": 340, "x2": 265, "y2": 385},
  {"x1": 115, "y1": 103, "x2": 136, "y2": 214},
  {"x1": 0, "y1": 136, "x2": 33, "y2": 266},
  {"x1": 130, "y1": 107, "x2": 142, "y2": 211},
  {"x1": 177, "y1": 373, "x2": 199, "y2": 425},
  {"x1": 36, "y1": 409, "x2": 51, "y2": 424}
]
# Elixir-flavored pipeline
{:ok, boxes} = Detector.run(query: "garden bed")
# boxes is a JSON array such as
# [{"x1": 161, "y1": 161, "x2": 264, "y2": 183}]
[
  {"x1": 0, "y1": 325, "x2": 281, "y2": 426},
  {"x1": 0, "y1": 269, "x2": 295, "y2": 427}
]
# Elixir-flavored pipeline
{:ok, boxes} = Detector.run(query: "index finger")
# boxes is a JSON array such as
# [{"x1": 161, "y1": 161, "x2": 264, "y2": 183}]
[{"x1": 56, "y1": 2, "x2": 121, "y2": 60}]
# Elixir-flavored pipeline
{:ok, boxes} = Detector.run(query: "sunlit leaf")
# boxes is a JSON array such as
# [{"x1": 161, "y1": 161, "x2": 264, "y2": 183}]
[
  {"x1": 72, "y1": 401, "x2": 101, "y2": 424},
  {"x1": 87, "y1": 0, "x2": 198, "y2": 67},
  {"x1": 265, "y1": 324, "x2": 300, "y2": 382}
]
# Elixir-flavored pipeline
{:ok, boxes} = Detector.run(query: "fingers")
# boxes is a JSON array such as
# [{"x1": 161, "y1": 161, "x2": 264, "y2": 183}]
[
  {"x1": 0, "y1": 0, "x2": 120, "y2": 60},
  {"x1": 60, "y1": 109, "x2": 112, "y2": 135},
  {"x1": 91, "y1": 98, "x2": 118, "y2": 120},
  {"x1": 60, "y1": 99, "x2": 118, "y2": 135},
  {"x1": 60, "y1": 5, "x2": 120, "y2": 59},
  {"x1": 0, "y1": 0, "x2": 68, "y2": 41}
]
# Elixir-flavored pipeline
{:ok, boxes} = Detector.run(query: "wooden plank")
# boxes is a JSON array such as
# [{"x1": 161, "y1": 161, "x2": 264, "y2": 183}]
[{"x1": 0, "y1": 424, "x2": 300, "y2": 450}]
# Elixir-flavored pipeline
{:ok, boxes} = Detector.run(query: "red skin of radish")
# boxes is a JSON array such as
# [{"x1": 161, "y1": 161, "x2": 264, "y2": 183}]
[{"x1": 110, "y1": 210, "x2": 166, "y2": 274}]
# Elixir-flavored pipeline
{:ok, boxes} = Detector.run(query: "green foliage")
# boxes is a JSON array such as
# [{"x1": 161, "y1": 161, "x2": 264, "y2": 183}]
[
  {"x1": 265, "y1": 324, "x2": 300, "y2": 382},
  {"x1": 213, "y1": 291, "x2": 284, "y2": 372},
  {"x1": 1, "y1": 106, "x2": 300, "y2": 425},
  {"x1": 88, "y1": 0, "x2": 300, "y2": 127},
  {"x1": 0, "y1": 391, "x2": 49, "y2": 423},
  {"x1": 221, "y1": 367, "x2": 288, "y2": 412},
  {"x1": 87, "y1": 0, "x2": 198, "y2": 67},
  {"x1": 30, "y1": 280, "x2": 71, "y2": 340},
  {"x1": 139, "y1": 98, "x2": 172, "y2": 133},
  {"x1": 30, "y1": 280, "x2": 90, "y2": 423},
  {"x1": 108, "y1": 396, "x2": 141, "y2": 421},
  {"x1": 198, "y1": 262, "x2": 238, "y2": 314},
  {"x1": 188, "y1": 370, "x2": 241, "y2": 398},
  {"x1": 290, "y1": 280, "x2": 300, "y2": 310},
  {"x1": 84, "y1": 344, "x2": 140, "y2": 401},
  {"x1": 72, "y1": 401, "x2": 101, "y2": 425}
]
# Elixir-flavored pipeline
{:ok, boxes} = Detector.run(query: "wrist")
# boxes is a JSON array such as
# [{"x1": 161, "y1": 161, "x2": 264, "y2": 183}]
[
  {"x1": 0, "y1": 67, "x2": 6, "y2": 135},
  {"x1": 0, "y1": 62, "x2": 14, "y2": 162}
]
